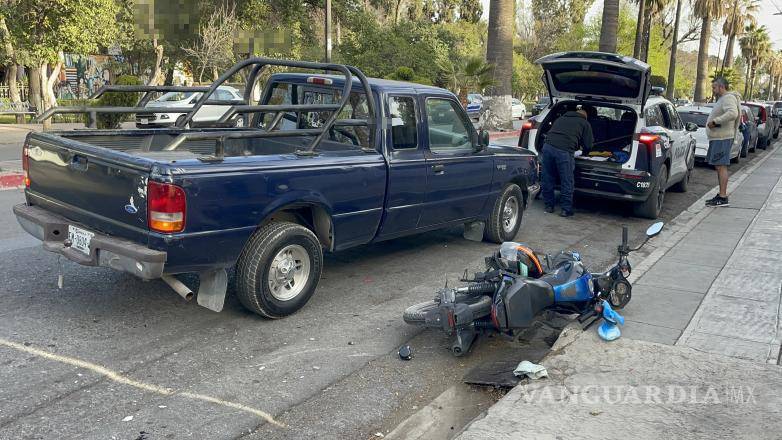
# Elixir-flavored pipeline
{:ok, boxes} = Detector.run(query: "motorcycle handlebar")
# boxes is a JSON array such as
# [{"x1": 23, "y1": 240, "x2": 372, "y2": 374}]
[{"x1": 621, "y1": 225, "x2": 628, "y2": 249}]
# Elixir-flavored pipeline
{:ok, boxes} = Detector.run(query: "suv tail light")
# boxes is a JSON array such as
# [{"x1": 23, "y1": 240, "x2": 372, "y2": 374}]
[
  {"x1": 518, "y1": 119, "x2": 537, "y2": 148},
  {"x1": 148, "y1": 181, "x2": 186, "y2": 233},
  {"x1": 22, "y1": 144, "x2": 30, "y2": 187}
]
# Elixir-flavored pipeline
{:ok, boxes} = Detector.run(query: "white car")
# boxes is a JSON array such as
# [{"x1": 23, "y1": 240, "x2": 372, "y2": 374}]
[
  {"x1": 511, "y1": 99, "x2": 527, "y2": 119},
  {"x1": 676, "y1": 105, "x2": 742, "y2": 164},
  {"x1": 136, "y1": 86, "x2": 244, "y2": 128},
  {"x1": 517, "y1": 51, "x2": 696, "y2": 219}
]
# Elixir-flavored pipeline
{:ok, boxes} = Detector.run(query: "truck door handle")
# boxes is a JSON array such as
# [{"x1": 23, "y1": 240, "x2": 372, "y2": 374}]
[{"x1": 431, "y1": 164, "x2": 445, "y2": 175}]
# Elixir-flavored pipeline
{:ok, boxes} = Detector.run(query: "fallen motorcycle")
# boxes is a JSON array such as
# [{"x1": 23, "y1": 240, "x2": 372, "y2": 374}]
[{"x1": 403, "y1": 222, "x2": 664, "y2": 356}]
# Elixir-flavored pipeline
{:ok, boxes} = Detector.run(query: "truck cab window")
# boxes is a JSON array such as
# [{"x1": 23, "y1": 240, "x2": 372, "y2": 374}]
[
  {"x1": 426, "y1": 98, "x2": 472, "y2": 152},
  {"x1": 389, "y1": 96, "x2": 417, "y2": 149}
]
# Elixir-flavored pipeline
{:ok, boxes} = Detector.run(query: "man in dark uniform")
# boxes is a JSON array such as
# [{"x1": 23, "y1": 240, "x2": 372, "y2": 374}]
[{"x1": 541, "y1": 108, "x2": 594, "y2": 217}]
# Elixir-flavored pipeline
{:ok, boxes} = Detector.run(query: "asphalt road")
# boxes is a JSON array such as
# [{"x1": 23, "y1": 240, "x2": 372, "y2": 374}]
[{"x1": 0, "y1": 128, "x2": 777, "y2": 439}]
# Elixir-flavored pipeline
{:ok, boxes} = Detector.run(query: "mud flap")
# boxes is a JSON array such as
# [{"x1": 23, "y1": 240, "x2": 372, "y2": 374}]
[
  {"x1": 197, "y1": 268, "x2": 228, "y2": 312},
  {"x1": 463, "y1": 221, "x2": 485, "y2": 242}
]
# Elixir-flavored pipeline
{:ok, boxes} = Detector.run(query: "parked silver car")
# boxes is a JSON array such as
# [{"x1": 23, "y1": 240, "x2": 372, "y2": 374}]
[{"x1": 677, "y1": 105, "x2": 742, "y2": 163}]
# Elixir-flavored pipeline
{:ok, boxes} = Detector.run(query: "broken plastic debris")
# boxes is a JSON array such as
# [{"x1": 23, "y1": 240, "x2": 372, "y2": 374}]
[
  {"x1": 122, "y1": 416, "x2": 134, "y2": 422},
  {"x1": 513, "y1": 361, "x2": 548, "y2": 379},
  {"x1": 312, "y1": 366, "x2": 320, "y2": 370},
  {"x1": 398, "y1": 345, "x2": 413, "y2": 361},
  {"x1": 158, "y1": 405, "x2": 167, "y2": 409},
  {"x1": 374, "y1": 433, "x2": 385, "y2": 438}
]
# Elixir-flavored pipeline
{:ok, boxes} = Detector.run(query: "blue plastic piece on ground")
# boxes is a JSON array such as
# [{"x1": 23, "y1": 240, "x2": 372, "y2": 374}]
[{"x1": 598, "y1": 300, "x2": 625, "y2": 341}]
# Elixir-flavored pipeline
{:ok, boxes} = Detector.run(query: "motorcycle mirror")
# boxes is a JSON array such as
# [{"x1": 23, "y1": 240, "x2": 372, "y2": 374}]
[{"x1": 646, "y1": 222, "x2": 664, "y2": 238}]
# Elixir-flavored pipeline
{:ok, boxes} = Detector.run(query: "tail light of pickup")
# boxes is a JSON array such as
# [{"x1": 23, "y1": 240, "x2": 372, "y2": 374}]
[
  {"x1": 22, "y1": 144, "x2": 30, "y2": 188},
  {"x1": 148, "y1": 181, "x2": 187, "y2": 233}
]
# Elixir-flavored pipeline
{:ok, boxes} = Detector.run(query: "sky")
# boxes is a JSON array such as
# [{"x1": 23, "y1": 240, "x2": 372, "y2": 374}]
[{"x1": 480, "y1": 0, "x2": 782, "y2": 53}]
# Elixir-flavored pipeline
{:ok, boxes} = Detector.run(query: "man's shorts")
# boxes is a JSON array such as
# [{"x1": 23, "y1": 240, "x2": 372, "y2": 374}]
[{"x1": 707, "y1": 138, "x2": 733, "y2": 166}]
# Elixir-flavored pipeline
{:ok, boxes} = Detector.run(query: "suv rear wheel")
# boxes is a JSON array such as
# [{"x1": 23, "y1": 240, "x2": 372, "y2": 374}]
[{"x1": 634, "y1": 164, "x2": 668, "y2": 219}]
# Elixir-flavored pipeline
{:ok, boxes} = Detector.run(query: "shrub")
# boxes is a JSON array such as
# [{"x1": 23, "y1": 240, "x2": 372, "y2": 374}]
[{"x1": 96, "y1": 75, "x2": 141, "y2": 129}]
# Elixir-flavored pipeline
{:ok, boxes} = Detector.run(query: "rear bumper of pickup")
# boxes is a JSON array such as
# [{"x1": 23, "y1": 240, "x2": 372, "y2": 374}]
[{"x1": 13, "y1": 204, "x2": 166, "y2": 280}]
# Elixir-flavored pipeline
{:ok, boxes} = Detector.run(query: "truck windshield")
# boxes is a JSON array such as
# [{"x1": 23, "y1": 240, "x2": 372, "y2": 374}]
[{"x1": 262, "y1": 82, "x2": 371, "y2": 149}]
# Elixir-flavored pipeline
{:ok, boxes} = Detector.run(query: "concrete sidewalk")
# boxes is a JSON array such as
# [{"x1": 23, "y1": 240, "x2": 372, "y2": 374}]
[{"x1": 457, "y1": 144, "x2": 782, "y2": 439}]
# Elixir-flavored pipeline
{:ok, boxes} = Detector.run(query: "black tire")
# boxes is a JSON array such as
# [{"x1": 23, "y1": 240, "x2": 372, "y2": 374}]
[
  {"x1": 760, "y1": 136, "x2": 768, "y2": 150},
  {"x1": 235, "y1": 221, "x2": 323, "y2": 318},
  {"x1": 750, "y1": 138, "x2": 757, "y2": 153},
  {"x1": 740, "y1": 140, "x2": 748, "y2": 158},
  {"x1": 633, "y1": 164, "x2": 667, "y2": 219},
  {"x1": 484, "y1": 184, "x2": 524, "y2": 243},
  {"x1": 402, "y1": 295, "x2": 493, "y2": 324},
  {"x1": 731, "y1": 152, "x2": 740, "y2": 164}
]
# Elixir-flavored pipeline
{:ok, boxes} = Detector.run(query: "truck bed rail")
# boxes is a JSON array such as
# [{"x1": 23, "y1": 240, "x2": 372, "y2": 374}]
[{"x1": 37, "y1": 57, "x2": 377, "y2": 157}]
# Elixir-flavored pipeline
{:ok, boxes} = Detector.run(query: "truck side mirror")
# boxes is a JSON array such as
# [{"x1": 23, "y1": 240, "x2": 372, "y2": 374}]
[
  {"x1": 477, "y1": 129, "x2": 490, "y2": 150},
  {"x1": 685, "y1": 122, "x2": 698, "y2": 132}
]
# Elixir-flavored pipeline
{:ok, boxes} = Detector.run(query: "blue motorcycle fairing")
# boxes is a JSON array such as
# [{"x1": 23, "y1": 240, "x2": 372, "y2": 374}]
[{"x1": 539, "y1": 259, "x2": 594, "y2": 302}]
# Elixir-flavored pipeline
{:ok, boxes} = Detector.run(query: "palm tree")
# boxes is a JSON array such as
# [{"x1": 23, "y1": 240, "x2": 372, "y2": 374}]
[
  {"x1": 665, "y1": 0, "x2": 683, "y2": 100},
  {"x1": 740, "y1": 29, "x2": 754, "y2": 98},
  {"x1": 599, "y1": 0, "x2": 620, "y2": 52},
  {"x1": 693, "y1": 0, "x2": 724, "y2": 102},
  {"x1": 638, "y1": 0, "x2": 670, "y2": 61},
  {"x1": 438, "y1": 56, "x2": 495, "y2": 105},
  {"x1": 633, "y1": 0, "x2": 646, "y2": 58},
  {"x1": 484, "y1": 0, "x2": 514, "y2": 130},
  {"x1": 739, "y1": 24, "x2": 771, "y2": 100},
  {"x1": 721, "y1": 0, "x2": 759, "y2": 69}
]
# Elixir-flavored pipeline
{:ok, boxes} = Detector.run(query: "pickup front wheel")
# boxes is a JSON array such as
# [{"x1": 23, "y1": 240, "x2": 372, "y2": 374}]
[
  {"x1": 236, "y1": 221, "x2": 323, "y2": 318},
  {"x1": 484, "y1": 184, "x2": 524, "y2": 243}
]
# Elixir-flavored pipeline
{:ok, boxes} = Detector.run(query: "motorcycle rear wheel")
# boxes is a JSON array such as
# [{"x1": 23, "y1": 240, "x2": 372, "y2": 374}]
[{"x1": 403, "y1": 295, "x2": 493, "y2": 324}]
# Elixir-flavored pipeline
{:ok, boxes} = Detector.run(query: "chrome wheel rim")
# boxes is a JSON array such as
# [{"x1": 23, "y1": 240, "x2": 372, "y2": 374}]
[
  {"x1": 502, "y1": 196, "x2": 519, "y2": 234},
  {"x1": 268, "y1": 245, "x2": 310, "y2": 301}
]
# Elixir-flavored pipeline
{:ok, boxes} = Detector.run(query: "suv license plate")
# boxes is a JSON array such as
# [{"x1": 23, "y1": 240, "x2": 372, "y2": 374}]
[
  {"x1": 68, "y1": 225, "x2": 94, "y2": 256},
  {"x1": 140, "y1": 118, "x2": 148, "y2": 125}
]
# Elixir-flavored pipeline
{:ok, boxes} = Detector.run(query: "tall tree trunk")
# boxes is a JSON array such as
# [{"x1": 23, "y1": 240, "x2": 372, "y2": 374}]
[
  {"x1": 774, "y1": 73, "x2": 781, "y2": 101},
  {"x1": 743, "y1": 59, "x2": 751, "y2": 98},
  {"x1": 723, "y1": 0, "x2": 739, "y2": 70},
  {"x1": 0, "y1": 17, "x2": 23, "y2": 123},
  {"x1": 28, "y1": 66, "x2": 42, "y2": 116},
  {"x1": 640, "y1": 3, "x2": 651, "y2": 62},
  {"x1": 723, "y1": 34, "x2": 736, "y2": 70},
  {"x1": 165, "y1": 66, "x2": 175, "y2": 85},
  {"x1": 749, "y1": 63, "x2": 756, "y2": 100},
  {"x1": 633, "y1": 0, "x2": 646, "y2": 58},
  {"x1": 484, "y1": 0, "x2": 514, "y2": 130},
  {"x1": 147, "y1": 39, "x2": 164, "y2": 86},
  {"x1": 599, "y1": 0, "x2": 620, "y2": 53},
  {"x1": 666, "y1": 0, "x2": 682, "y2": 100},
  {"x1": 693, "y1": 16, "x2": 711, "y2": 102},
  {"x1": 41, "y1": 60, "x2": 63, "y2": 131}
]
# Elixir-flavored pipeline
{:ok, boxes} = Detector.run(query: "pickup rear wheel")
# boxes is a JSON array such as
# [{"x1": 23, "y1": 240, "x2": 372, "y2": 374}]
[
  {"x1": 235, "y1": 221, "x2": 323, "y2": 318},
  {"x1": 484, "y1": 184, "x2": 524, "y2": 243}
]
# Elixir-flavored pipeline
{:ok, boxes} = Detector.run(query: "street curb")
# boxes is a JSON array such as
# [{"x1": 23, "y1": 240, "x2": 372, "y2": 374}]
[{"x1": 0, "y1": 172, "x2": 24, "y2": 190}]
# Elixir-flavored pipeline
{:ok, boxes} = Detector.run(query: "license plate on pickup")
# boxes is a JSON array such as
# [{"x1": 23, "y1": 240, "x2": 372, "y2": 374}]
[{"x1": 68, "y1": 225, "x2": 94, "y2": 256}]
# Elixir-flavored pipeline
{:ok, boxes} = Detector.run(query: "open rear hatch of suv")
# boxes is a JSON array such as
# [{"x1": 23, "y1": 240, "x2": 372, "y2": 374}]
[{"x1": 536, "y1": 52, "x2": 651, "y2": 107}]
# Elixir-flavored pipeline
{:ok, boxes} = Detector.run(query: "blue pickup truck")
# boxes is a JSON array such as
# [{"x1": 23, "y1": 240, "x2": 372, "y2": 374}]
[{"x1": 14, "y1": 58, "x2": 539, "y2": 318}]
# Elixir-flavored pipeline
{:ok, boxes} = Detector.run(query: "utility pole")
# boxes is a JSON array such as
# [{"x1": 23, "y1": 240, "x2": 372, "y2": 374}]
[{"x1": 325, "y1": 0, "x2": 333, "y2": 63}]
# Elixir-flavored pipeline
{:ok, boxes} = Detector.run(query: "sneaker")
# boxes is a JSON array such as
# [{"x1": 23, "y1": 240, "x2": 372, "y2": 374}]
[
  {"x1": 545, "y1": 205, "x2": 555, "y2": 213},
  {"x1": 560, "y1": 209, "x2": 574, "y2": 217},
  {"x1": 706, "y1": 195, "x2": 730, "y2": 207}
]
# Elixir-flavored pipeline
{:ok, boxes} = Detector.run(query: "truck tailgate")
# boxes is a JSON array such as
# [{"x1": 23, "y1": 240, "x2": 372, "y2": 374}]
[{"x1": 24, "y1": 132, "x2": 153, "y2": 243}]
